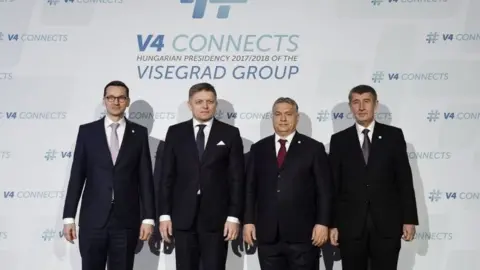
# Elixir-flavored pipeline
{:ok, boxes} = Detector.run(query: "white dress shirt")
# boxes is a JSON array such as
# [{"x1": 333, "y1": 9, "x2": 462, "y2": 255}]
[
  {"x1": 64, "y1": 116, "x2": 155, "y2": 226},
  {"x1": 159, "y1": 117, "x2": 239, "y2": 224},
  {"x1": 355, "y1": 121, "x2": 375, "y2": 146},
  {"x1": 274, "y1": 131, "x2": 296, "y2": 154}
]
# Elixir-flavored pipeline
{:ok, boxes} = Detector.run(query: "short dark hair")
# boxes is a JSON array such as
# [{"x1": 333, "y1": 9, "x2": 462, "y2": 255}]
[
  {"x1": 104, "y1": 80, "x2": 129, "y2": 97},
  {"x1": 188, "y1": 82, "x2": 217, "y2": 99},
  {"x1": 348, "y1": 84, "x2": 377, "y2": 103},
  {"x1": 272, "y1": 97, "x2": 299, "y2": 112}
]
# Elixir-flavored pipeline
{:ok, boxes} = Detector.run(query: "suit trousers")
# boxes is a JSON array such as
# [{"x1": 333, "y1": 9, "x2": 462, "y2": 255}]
[
  {"x1": 258, "y1": 223, "x2": 319, "y2": 270},
  {"x1": 79, "y1": 203, "x2": 139, "y2": 270},
  {"x1": 174, "y1": 195, "x2": 228, "y2": 270},
  {"x1": 339, "y1": 208, "x2": 401, "y2": 270}
]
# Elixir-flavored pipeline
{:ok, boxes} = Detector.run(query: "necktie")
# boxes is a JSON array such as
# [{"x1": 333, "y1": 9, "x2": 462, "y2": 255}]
[
  {"x1": 109, "y1": 123, "x2": 120, "y2": 202},
  {"x1": 196, "y1": 124, "x2": 206, "y2": 159},
  {"x1": 362, "y1": 129, "x2": 370, "y2": 164},
  {"x1": 277, "y1": 139, "x2": 287, "y2": 168},
  {"x1": 109, "y1": 123, "x2": 120, "y2": 164}
]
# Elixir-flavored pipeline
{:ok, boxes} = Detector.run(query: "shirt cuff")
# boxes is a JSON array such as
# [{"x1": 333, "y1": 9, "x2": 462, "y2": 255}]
[
  {"x1": 226, "y1": 216, "x2": 239, "y2": 224},
  {"x1": 142, "y1": 219, "x2": 155, "y2": 225},
  {"x1": 63, "y1": 218, "x2": 75, "y2": 224},
  {"x1": 159, "y1": 215, "x2": 171, "y2": 222}
]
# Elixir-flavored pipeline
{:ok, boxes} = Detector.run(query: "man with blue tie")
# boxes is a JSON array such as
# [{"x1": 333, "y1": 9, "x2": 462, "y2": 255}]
[
  {"x1": 157, "y1": 82, "x2": 245, "y2": 270},
  {"x1": 62, "y1": 80, "x2": 156, "y2": 270}
]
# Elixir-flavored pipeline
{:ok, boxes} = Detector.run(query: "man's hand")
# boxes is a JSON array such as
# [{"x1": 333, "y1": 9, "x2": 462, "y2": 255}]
[
  {"x1": 139, "y1": 224, "x2": 154, "y2": 241},
  {"x1": 159, "y1": 220, "x2": 173, "y2": 243},
  {"x1": 63, "y1": 223, "x2": 77, "y2": 244},
  {"x1": 243, "y1": 224, "x2": 256, "y2": 247},
  {"x1": 402, "y1": 224, "x2": 415, "y2": 241},
  {"x1": 312, "y1": 224, "x2": 328, "y2": 246},
  {"x1": 329, "y1": 228, "x2": 339, "y2": 246},
  {"x1": 224, "y1": 221, "x2": 239, "y2": 241}
]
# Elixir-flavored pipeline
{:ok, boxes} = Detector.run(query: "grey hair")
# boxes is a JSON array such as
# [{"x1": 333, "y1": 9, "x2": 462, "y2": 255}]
[{"x1": 272, "y1": 97, "x2": 299, "y2": 112}]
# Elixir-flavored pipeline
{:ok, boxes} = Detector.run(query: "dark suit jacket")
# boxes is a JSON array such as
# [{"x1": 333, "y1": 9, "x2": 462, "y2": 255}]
[
  {"x1": 63, "y1": 117, "x2": 155, "y2": 229},
  {"x1": 158, "y1": 118, "x2": 245, "y2": 231},
  {"x1": 328, "y1": 122, "x2": 418, "y2": 240},
  {"x1": 244, "y1": 132, "x2": 332, "y2": 244}
]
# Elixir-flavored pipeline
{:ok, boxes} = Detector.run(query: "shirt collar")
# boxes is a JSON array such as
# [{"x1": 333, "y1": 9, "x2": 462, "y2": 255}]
[
  {"x1": 192, "y1": 117, "x2": 214, "y2": 129},
  {"x1": 275, "y1": 131, "x2": 296, "y2": 143},
  {"x1": 355, "y1": 121, "x2": 375, "y2": 135},
  {"x1": 104, "y1": 115, "x2": 126, "y2": 128}
]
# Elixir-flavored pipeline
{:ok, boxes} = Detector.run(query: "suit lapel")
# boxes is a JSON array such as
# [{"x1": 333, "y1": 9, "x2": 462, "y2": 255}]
[
  {"x1": 279, "y1": 132, "x2": 302, "y2": 170},
  {"x1": 368, "y1": 121, "x2": 383, "y2": 164},
  {"x1": 96, "y1": 117, "x2": 114, "y2": 167},
  {"x1": 347, "y1": 125, "x2": 366, "y2": 166},
  {"x1": 201, "y1": 118, "x2": 222, "y2": 163},
  {"x1": 265, "y1": 135, "x2": 279, "y2": 172},
  {"x1": 115, "y1": 118, "x2": 134, "y2": 165}
]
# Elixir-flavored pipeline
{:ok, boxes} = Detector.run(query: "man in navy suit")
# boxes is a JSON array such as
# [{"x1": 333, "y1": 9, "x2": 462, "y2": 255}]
[{"x1": 62, "y1": 80, "x2": 156, "y2": 270}]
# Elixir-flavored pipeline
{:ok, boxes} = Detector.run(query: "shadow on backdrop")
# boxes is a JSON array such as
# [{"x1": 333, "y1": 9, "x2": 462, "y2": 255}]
[
  {"x1": 326, "y1": 102, "x2": 430, "y2": 270},
  {"x1": 127, "y1": 100, "x2": 165, "y2": 270}
]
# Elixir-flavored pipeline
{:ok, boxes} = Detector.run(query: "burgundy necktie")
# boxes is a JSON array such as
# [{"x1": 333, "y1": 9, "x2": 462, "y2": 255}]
[{"x1": 277, "y1": 139, "x2": 287, "y2": 167}]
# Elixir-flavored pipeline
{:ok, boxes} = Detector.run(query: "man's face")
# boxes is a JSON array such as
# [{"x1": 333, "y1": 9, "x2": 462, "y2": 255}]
[
  {"x1": 349, "y1": 92, "x2": 377, "y2": 125},
  {"x1": 188, "y1": 90, "x2": 217, "y2": 122},
  {"x1": 273, "y1": 102, "x2": 298, "y2": 135},
  {"x1": 103, "y1": 86, "x2": 129, "y2": 117}
]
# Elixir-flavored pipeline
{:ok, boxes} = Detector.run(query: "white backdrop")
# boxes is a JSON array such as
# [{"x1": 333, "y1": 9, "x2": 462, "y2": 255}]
[{"x1": 1, "y1": 0, "x2": 480, "y2": 269}]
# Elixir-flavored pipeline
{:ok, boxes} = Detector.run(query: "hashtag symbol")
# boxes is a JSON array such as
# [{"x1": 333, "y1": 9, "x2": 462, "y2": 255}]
[
  {"x1": 428, "y1": 189, "x2": 442, "y2": 202},
  {"x1": 316, "y1": 110, "x2": 330, "y2": 122},
  {"x1": 426, "y1": 110, "x2": 440, "y2": 122},
  {"x1": 371, "y1": 71, "x2": 384, "y2": 83},
  {"x1": 425, "y1": 32, "x2": 439, "y2": 44},
  {"x1": 41, "y1": 229, "x2": 56, "y2": 241},
  {"x1": 215, "y1": 110, "x2": 224, "y2": 119},
  {"x1": 44, "y1": 149, "x2": 57, "y2": 161},
  {"x1": 371, "y1": 0, "x2": 383, "y2": 5}
]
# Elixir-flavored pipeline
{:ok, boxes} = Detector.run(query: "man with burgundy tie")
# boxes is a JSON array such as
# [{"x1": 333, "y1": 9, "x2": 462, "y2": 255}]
[
  {"x1": 243, "y1": 97, "x2": 332, "y2": 270},
  {"x1": 328, "y1": 85, "x2": 418, "y2": 270},
  {"x1": 62, "y1": 80, "x2": 155, "y2": 270},
  {"x1": 157, "y1": 82, "x2": 245, "y2": 270}
]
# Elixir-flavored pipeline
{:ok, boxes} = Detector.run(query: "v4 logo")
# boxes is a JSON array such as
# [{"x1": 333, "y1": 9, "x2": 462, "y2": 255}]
[
  {"x1": 444, "y1": 112, "x2": 454, "y2": 119},
  {"x1": 137, "y1": 35, "x2": 165, "y2": 52},
  {"x1": 332, "y1": 112, "x2": 345, "y2": 120},
  {"x1": 446, "y1": 192, "x2": 456, "y2": 199},
  {"x1": 61, "y1": 151, "x2": 72, "y2": 158},
  {"x1": 3, "y1": 191, "x2": 14, "y2": 198},
  {"x1": 7, "y1": 34, "x2": 18, "y2": 41},
  {"x1": 388, "y1": 73, "x2": 399, "y2": 80},
  {"x1": 443, "y1": 34, "x2": 453, "y2": 41}
]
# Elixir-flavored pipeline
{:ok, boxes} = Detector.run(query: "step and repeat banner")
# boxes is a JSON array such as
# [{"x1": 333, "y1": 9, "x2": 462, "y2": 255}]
[{"x1": 1, "y1": 0, "x2": 480, "y2": 269}]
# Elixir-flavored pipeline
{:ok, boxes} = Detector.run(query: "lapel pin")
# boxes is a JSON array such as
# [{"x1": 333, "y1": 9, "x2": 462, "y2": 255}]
[
  {"x1": 378, "y1": 135, "x2": 382, "y2": 139},
  {"x1": 298, "y1": 141, "x2": 301, "y2": 144},
  {"x1": 132, "y1": 129, "x2": 135, "y2": 133}
]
